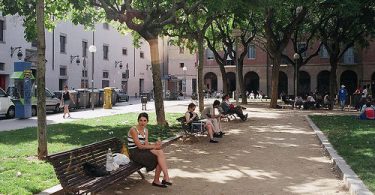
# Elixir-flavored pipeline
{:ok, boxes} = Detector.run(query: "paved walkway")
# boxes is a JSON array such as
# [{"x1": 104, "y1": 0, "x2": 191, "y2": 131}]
[
  {"x1": 98, "y1": 104, "x2": 350, "y2": 195},
  {"x1": 4, "y1": 99, "x2": 357, "y2": 194},
  {"x1": 0, "y1": 97, "x2": 194, "y2": 132}
]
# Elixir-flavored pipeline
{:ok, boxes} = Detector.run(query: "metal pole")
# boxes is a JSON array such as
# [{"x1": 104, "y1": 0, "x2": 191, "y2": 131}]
[
  {"x1": 91, "y1": 32, "x2": 95, "y2": 110},
  {"x1": 184, "y1": 71, "x2": 186, "y2": 99},
  {"x1": 295, "y1": 59, "x2": 298, "y2": 97}
]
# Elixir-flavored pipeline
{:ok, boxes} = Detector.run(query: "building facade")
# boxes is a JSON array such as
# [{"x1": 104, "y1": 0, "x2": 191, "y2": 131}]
[
  {"x1": 202, "y1": 41, "x2": 375, "y2": 98},
  {"x1": 0, "y1": 14, "x2": 155, "y2": 97}
]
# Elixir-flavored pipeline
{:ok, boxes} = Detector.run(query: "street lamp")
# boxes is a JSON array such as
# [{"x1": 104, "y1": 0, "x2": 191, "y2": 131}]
[
  {"x1": 232, "y1": 28, "x2": 242, "y2": 105},
  {"x1": 89, "y1": 45, "x2": 96, "y2": 110},
  {"x1": 10, "y1": 47, "x2": 23, "y2": 60},
  {"x1": 182, "y1": 66, "x2": 187, "y2": 99},
  {"x1": 293, "y1": 53, "x2": 300, "y2": 97}
]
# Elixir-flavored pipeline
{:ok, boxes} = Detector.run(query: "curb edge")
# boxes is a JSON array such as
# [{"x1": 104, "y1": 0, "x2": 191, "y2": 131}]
[{"x1": 306, "y1": 115, "x2": 373, "y2": 195}]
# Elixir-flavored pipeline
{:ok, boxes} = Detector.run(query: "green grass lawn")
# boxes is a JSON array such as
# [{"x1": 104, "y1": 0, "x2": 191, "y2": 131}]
[
  {"x1": 310, "y1": 115, "x2": 375, "y2": 192},
  {"x1": 0, "y1": 113, "x2": 182, "y2": 195}
]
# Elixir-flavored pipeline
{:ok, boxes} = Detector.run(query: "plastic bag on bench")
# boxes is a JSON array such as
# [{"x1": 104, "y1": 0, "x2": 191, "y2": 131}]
[{"x1": 113, "y1": 153, "x2": 130, "y2": 165}]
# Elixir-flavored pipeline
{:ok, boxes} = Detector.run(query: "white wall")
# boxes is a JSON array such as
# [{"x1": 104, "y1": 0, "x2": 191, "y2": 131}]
[{"x1": 1, "y1": 15, "x2": 153, "y2": 96}]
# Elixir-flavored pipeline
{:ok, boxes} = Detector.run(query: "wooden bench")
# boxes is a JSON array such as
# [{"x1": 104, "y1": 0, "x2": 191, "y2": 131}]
[{"x1": 46, "y1": 137, "x2": 145, "y2": 195}]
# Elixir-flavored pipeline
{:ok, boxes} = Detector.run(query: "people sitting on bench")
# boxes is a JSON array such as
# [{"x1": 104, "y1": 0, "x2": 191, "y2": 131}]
[
  {"x1": 294, "y1": 95, "x2": 304, "y2": 109},
  {"x1": 185, "y1": 103, "x2": 218, "y2": 143},
  {"x1": 220, "y1": 94, "x2": 248, "y2": 121},
  {"x1": 127, "y1": 112, "x2": 172, "y2": 188},
  {"x1": 323, "y1": 93, "x2": 332, "y2": 109},
  {"x1": 202, "y1": 100, "x2": 225, "y2": 138},
  {"x1": 303, "y1": 94, "x2": 316, "y2": 110}
]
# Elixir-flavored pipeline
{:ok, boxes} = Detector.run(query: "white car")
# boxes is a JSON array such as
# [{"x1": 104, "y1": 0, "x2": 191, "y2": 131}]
[{"x1": 0, "y1": 87, "x2": 15, "y2": 118}]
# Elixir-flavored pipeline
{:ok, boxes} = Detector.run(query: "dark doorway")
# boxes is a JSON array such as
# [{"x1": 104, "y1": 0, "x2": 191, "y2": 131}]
[
  {"x1": 227, "y1": 72, "x2": 236, "y2": 94},
  {"x1": 317, "y1": 70, "x2": 330, "y2": 94},
  {"x1": 204, "y1": 72, "x2": 218, "y2": 91},
  {"x1": 340, "y1": 70, "x2": 357, "y2": 95},
  {"x1": 298, "y1": 71, "x2": 311, "y2": 96},
  {"x1": 244, "y1": 71, "x2": 259, "y2": 94},
  {"x1": 278, "y1": 71, "x2": 288, "y2": 96}
]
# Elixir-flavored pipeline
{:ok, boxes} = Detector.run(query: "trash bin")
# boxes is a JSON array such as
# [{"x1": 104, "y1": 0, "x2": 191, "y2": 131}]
[
  {"x1": 141, "y1": 95, "x2": 147, "y2": 110},
  {"x1": 89, "y1": 89, "x2": 99, "y2": 108},
  {"x1": 103, "y1": 87, "x2": 112, "y2": 109},
  {"x1": 110, "y1": 88, "x2": 117, "y2": 106},
  {"x1": 76, "y1": 89, "x2": 90, "y2": 108},
  {"x1": 98, "y1": 89, "x2": 104, "y2": 106},
  {"x1": 67, "y1": 90, "x2": 78, "y2": 109}
]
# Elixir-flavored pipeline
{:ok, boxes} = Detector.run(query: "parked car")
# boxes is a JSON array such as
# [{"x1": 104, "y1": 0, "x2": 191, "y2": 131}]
[
  {"x1": 0, "y1": 87, "x2": 15, "y2": 118},
  {"x1": 115, "y1": 89, "x2": 129, "y2": 102},
  {"x1": 7, "y1": 86, "x2": 61, "y2": 116}
]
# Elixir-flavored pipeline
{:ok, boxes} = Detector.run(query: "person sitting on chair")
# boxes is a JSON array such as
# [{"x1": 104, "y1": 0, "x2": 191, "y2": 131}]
[
  {"x1": 202, "y1": 100, "x2": 225, "y2": 138},
  {"x1": 359, "y1": 102, "x2": 375, "y2": 120},
  {"x1": 185, "y1": 103, "x2": 218, "y2": 143},
  {"x1": 294, "y1": 95, "x2": 304, "y2": 109},
  {"x1": 220, "y1": 94, "x2": 248, "y2": 121}
]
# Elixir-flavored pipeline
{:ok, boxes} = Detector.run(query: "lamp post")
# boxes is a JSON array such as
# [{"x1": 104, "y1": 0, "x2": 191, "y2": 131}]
[
  {"x1": 89, "y1": 45, "x2": 96, "y2": 110},
  {"x1": 293, "y1": 53, "x2": 300, "y2": 97},
  {"x1": 182, "y1": 66, "x2": 187, "y2": 99},
  {"x1": 232, "y1": 28, "x2": 241, "y2": 106}
]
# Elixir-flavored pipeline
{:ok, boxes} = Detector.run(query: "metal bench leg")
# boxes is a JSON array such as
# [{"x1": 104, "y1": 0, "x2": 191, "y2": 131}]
[{"x1": 137, "y1": 170, "x2": 145, "y2": 180}]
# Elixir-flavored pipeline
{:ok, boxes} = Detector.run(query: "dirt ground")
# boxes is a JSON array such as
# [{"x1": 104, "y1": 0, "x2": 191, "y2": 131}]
[{"x1": 99, "y1": 104, "x2": 349, "y2": 195}]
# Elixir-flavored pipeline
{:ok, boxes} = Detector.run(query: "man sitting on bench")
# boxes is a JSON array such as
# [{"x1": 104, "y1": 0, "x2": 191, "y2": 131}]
[
  {"x1": 220, "y1": 94, "x2": 248, "y2": 121},
  {"x1": 202, "y1": 100, "x2": 225, "y2": 138}
]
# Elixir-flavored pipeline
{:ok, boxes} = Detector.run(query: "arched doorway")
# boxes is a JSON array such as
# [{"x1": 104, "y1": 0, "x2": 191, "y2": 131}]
[
  {"x1": 317, "y1": 70, "x2": 330, "y2": 94},
  {"x1": 244, "y1": 71, "x2": 259, "y2": 94},
  {"x1": 340, "y1": 70, "x2": 357, "y2": 95},
  {"x1": 226, "y1": 72, "x2": 236, "y2": 94},
  {"x1": 298, "y1": 71, "x2": 311, "y2": 96},
  {"x1": 204, "y1": 72, "x2": 218, "y2": 91},
  {"x1": 278, "y1": 71, "x2": 288, "y2": 96}
]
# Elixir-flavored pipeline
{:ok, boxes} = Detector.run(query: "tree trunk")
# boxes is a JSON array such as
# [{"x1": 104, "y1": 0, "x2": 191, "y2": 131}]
[
  {"x1": 329, "y1": 58, "x2": 338, "y2": 110},
  {"x1": 270, "y1": 54, "x2": 281, "y2": 108},
  {"x1": 238, "y1": 61, "x2": 246, "y2": 104},
  {"x1": 197, "y1": 36, "x2": 205, "y2": 112},
  {"x1": 148, "y1": 38, "x2": 167, "y2": 125},
  {"x1": 36, "y1": 0, "x2": 47, "y2": 160},
  {"x1": 220, "y1": 68, "x2": 228, "y2": 95}
]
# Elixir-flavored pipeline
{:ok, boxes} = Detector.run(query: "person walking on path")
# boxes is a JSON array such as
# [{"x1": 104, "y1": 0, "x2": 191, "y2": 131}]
[
  {"x1": 127, "y1": 112, "x2": 172, "y2": 188},
  {"x1": 338, "y1": 85, "x2": 348, "y2": 111},
  {"x1": 61, "y1": 85, "x2": 75, "y2": 118}
]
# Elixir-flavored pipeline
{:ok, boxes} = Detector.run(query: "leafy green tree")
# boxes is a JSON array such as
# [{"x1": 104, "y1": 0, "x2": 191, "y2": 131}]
[
  {"x1": 281, "y1": 5, "x2": 325, "y2": 96},
  {"x1": 260, "y1": 1, "x2": 307, "y2": 108},
  {"x1": 203, "y1": 0, "x2": 260, "y2": 105},
  {"x1": 164, "y1": 2, "x2": 217, "y2": 112},
  {"x1": 318, "y1": 0, "x2": 375, "y2": 109},
  {"x1": 0, "y1": 0, "x2": 69, "y2": 159},
  {"x1": 71, "y1": 0, "x2": 202, "y2": 124}
]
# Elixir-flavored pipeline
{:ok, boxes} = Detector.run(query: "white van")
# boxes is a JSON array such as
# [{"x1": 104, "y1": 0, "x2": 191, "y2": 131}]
[{"x1": 0, "y1": 87, "x2": 15, "y2": 118}]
